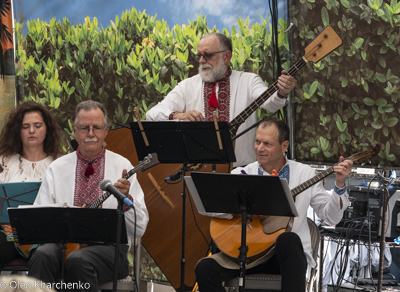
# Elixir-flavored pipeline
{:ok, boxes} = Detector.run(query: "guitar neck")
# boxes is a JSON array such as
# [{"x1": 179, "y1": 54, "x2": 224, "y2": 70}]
[
  {"x1": 229, "y1": 58, "x2": 307, "y2": 136},
  {"x1": 86, "y1": 167, "x2": 139, "y2": 209},
  {"x1": 291, "y1": 165, "x2": 336, "y2": 198}
]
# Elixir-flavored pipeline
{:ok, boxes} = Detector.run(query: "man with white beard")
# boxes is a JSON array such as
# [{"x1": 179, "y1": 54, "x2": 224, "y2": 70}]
[{"x1": 146, "y1": 33, "x2": 296, "y2": 167}]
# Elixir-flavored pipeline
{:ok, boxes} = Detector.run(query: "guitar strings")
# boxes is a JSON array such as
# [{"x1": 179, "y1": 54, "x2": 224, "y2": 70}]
[
  {"x1": 231, "y1": 31, "x2": 337, "y2": 131},
  {"x1": 89, "y1": 158, "x2": 154, "y2": 208}
]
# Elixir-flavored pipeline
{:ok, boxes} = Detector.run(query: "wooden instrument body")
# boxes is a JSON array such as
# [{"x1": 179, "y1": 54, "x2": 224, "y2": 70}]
[
  {"x1": 105, "y1": 128, "x2": 230, "y2": 290},
  {"x1": 210, "y1": 215, "x2": 286, "y2": 263}
]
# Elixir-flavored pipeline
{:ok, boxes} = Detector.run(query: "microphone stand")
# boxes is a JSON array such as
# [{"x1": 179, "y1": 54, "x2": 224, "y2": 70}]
[
  {"x1": 112, "y1": 200, "x2": 124, "y2": 292},
  {"x1": 180, "y1": 162, "x2": 189, "y2": 292}
]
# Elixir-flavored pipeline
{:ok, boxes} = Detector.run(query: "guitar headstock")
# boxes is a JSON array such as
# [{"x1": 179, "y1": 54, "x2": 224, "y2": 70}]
[
  {"x1": 346, "y1": 144, "x2": 381, "y2": 165},
  {"x1": 303, "y1": 26, "x2": 342, "y2": 63},
  {"x1": 126, "y1": 153, "x2": 160, "y2": 178},
  {"x1": 140, "y1": 153, "x2": 160, "y2": 169}
]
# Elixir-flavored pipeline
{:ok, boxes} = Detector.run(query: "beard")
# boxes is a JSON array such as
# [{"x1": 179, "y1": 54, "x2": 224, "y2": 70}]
[{"x1": 198, "y1": 56, "x2": 227, "y2": 83}]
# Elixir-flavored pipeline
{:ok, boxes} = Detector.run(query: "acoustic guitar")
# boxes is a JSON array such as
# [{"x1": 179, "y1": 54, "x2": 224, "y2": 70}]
[{"x1": 210, "y1": 145, "x2": 381, "y2": 263}]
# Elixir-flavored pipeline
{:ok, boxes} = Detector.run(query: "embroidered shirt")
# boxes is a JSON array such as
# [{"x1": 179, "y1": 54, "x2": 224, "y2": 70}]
[
  {"x1": 74, "y1": 147, "x2": 106, "y2": 206},
  {"x1": 204, "y1": 69, "x2": 232, "y2": 122}
]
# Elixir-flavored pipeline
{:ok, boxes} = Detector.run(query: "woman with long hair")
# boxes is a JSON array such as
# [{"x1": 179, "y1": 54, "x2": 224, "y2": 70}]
[{"x1": 0, "y1": 101, "x2": 64, "y2": 269}]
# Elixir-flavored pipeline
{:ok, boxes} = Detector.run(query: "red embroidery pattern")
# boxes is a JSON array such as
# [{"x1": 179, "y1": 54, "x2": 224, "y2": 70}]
[
  {"x1": 74, "y1": 147, "x2": 106, "y2": 206},
  {"x1": 204, "y1": 69, "x2": 232, "y2": 122}
]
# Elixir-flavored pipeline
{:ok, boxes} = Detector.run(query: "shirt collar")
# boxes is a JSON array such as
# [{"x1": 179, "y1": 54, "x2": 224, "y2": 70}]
[
  {"x1": 258, "y1": 158, "x2": 290, "y2": 182},
  {"x1": 76, "y1": 146, "x2": 106, "y2": 164}
]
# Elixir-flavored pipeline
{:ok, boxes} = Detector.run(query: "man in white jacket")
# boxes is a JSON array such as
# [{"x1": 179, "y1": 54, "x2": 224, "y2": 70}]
[
  {"x1": 195, "y1": 118, "x2": 353, "y2": 292},
  {"x1": 146, "y1": 33, "x2": 296, "y2": 167},
  {"x1": 29, "y1": 100, "x2": 149, "y2": 292}
]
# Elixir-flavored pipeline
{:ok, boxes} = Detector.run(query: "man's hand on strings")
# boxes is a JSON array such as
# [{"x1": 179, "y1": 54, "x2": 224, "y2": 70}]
[
  {"x1": 114, "y1": 169, "x2": 131, "y2": 197},
  {"x1": 277, "y1": 70, "x2": 296, "y2": 96},
  {"x1": 334, "y1": 156, "x2": 353, "y2": 188}
]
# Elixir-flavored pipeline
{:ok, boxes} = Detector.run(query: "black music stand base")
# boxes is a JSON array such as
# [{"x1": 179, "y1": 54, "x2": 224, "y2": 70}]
[
  {"x1": 112, "y1": 201, "x2": 124, "y2": 292},
  {"x1": 238, "y1": 206, "x2": 250, "y2": 292}
]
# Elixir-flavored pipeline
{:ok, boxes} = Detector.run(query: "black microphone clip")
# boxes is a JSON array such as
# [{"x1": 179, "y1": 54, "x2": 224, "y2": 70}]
[{"x1": 164, "y1": 171, "x2": 182, "y2": 182}]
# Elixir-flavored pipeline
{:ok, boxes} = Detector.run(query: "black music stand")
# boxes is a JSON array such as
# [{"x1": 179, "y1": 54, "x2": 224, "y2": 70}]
[
  {"x1": 185, "y1": 172, "x2": 298, "y2": 292},
  {"x1": 0, "y1": 182, "x2": 41, "y2": 223},
  {"x1": 130, "y1": 121, "x2": 236, "y2": 164},
  {"x1": 8, "y1": 207, "x2": 127, "y2": 288},
  {"x1": 130, "y1": 121, "x2": 236, "y2": 291}
]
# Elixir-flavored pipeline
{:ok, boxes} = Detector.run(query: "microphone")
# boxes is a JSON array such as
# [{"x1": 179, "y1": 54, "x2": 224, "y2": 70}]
[
  {"x1": 164, "y1": 171, "x2": 182, "y2": 182},
  {"x1": 100, "y1": 179, "x2": 133, "y2": 207}
]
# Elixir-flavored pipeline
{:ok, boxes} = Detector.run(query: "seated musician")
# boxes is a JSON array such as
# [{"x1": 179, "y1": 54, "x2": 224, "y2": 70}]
[
  {"x1": 29, "y1": 100, "x2": 149, "y2": 292},
  {"x1": 0, "y1": 101, "x2": 64, "y2": 270},
  {"x1": 146, "y1": 32, "x2": 296, "y2": 167},
  {"x1": 195, "y1": 118, "x2": 353, "y2": 292}
]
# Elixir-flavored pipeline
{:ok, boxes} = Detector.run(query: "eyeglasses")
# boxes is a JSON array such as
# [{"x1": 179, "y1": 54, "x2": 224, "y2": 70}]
[
  {"x1": 195, "y1": 50, "x2": 226, "y2": 61},
  {"x1": 75, "y1": 125, "x2": 106, "y2": 134}
]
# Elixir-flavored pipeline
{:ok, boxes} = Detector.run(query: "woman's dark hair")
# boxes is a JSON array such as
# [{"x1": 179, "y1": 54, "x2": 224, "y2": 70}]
[{"x1": 0, "y1": 101, "x2": 64, "y2": 158}]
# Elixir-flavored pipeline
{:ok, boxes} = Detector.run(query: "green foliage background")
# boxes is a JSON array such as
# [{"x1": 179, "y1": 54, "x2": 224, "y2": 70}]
[
  {"x1": 13, "y1": 0, "x2": 400, "y2": 283},
  {"x1": 14, "y1": 10, "x2": 289, "y2": 146},
  {"x1": 14, "y1": 8, "x2": 291, "y2": 282},
  {"x1": 291, "y1": 0, "x2": 400, "y2": 167}
]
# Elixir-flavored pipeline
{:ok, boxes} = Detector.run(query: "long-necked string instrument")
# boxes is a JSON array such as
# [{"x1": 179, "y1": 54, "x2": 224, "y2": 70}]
[{"x1": 210, "y1": 145, "x2": 381, "y2": 263}]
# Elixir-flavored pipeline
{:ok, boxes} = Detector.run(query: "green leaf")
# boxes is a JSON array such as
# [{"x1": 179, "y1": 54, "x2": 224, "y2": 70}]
[
  {"x1": 375, "y1": 73, "x2": 386, "y2": 82},
  {"x1": 371, "y1": 121, "x2": 384, "y2": 129},
  {"x1": 383, "y1": 126, "x2": 389, "y2": 137},
  {"x1": 309, "y1": 81, "x2": 319, "y2": 96},
  {"x1": 375, "y1": 98, "x2": 387, "y2": 107},
  {"x1": 385, "y1": 141, "x2": 390, "y2": 155},
  {"x1": 363, "y1": 80, "x2": 369, "y2": 92},
  {"x1": 363, "y1": 97, "x2": 375, "y2": 106},
  {"x1": 341, "y1": 77, "x2": 348, "y2": 87},
  {"x1": 354, "y1": 37, "x2": 364, "y2": 49},
  {"x1": 311, "y1": 147, "x2": 320, "y2": 154},
  {"x1": 361, "y1": 51, "x2": 367, "y2": 60},
  {"x1": 377, "y1": 55, "x2": 386, "y2": 68},
  {"x1": 321, "y1": 7, "x2": 330, "y2": 27},
  {"x1": 340, "y1": 0, "x2": 351, "y2": 8},
  {"x1": 351, "y1": 103, "x2": 360, "y2": 112},
  {"x1": 372, "y1": 0, "x2": 381, "y2": 10},
  {"x1": 385, "y1": 117, "x2": 398, "y2": 127}
]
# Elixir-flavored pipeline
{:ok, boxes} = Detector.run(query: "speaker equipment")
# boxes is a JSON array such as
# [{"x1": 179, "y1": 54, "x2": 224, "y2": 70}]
[
  {"x1": 386, "y1": 189, "x2": 400, "y2": 240},
  {"x1": 335, "y1": 186, "x2": 400, "y2": 241},
  {"x1": 336, "y1": 186, "x2": 384, "y2": 240}
]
